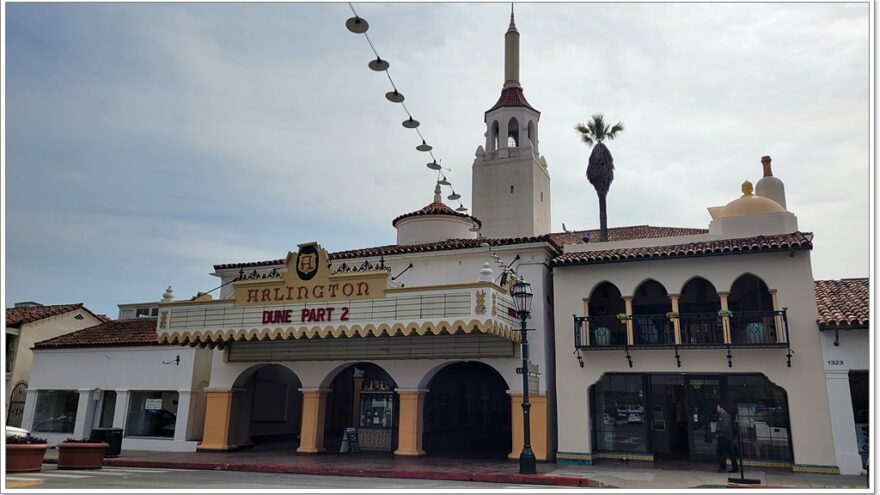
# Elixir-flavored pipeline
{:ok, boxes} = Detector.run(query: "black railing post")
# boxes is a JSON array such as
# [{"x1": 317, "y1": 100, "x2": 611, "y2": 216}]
[{"x1": 782, "y1": 307, "x2": 793, "y2": 367}]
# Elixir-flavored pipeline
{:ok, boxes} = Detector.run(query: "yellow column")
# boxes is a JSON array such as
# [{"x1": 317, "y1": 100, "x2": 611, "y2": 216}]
[
  {"x1": 297, "y1": 389, "x2": 329, "y2": 454},
  {"x1": 769, "y1": 289, "x2": 784, "y2": 343},
  {"x1": 718, "y1": 291, "x2": 731, "y2": 344},
  {"x1": 623, "y1": 297, "x2": 634, "y2": 345},
  {"x1": 508, "y1": 394, "x2": 548, "y2": 461},
  {"x1": 394, "y1": 390, "x2": 426, "y2": 456},
  {"x1": 581, "y1": 297, "x2": 590, "y2": 347},
  {"x1": 669, "y1": 293, "x2": 682, "y2": 345},
  {"x1": 198, "y1": 388, "x2": 240, "y2": 451}
]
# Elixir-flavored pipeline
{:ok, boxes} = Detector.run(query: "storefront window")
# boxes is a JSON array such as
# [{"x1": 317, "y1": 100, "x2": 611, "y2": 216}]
[
  {"x1": 849, "y1": 371, "x2": 869, "y2": 468},
  {"x1": 725, "y1": 375, "x2": 792, "y2": 462},
  {"x1": 32, "y1": 390, "x2": 79, "y2": 433},
  {"x1": 125, "y1": 391, "x2": 178, "y2": 438},
  {"x1": 591, "y1": 374, "x2": 649, "y2": 453}
]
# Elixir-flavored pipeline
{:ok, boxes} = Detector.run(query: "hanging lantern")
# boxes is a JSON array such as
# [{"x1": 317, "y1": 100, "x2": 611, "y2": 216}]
[
  {"x1": 368, "y1": 57, "x2": 390, "y2": 71},
  {"x1": 402, "y1": 117, "x2": 420, "y2": 129},
  {"x1": 385, "y1": 90, "x2": 404, "y2": 103},
  {"x1": 345, "y1": 16, "x2": 369, "y2": 34},
  {"x1": 416, "y1": 140, "x2": 433, "y2": 152}
]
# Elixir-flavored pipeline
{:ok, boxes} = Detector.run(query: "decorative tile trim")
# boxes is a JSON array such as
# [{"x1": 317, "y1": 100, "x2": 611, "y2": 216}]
[
  {"x1": 592, "y1": 451, "x2": 655, "y2": 462},
  {"x1": 556, "y1": 451, "x2": 592, "y2": 465},
  {"x1": 793, "y1": 464, "x2": 840, "y2": 474},
  {"x1": 739, "y1": 458, "x2": 792, "y2": 469}
]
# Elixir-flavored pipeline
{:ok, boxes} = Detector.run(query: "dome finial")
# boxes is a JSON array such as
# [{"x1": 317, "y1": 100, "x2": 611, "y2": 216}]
[
  {"x1": 433, "y1": 182, "x2": 443, "y2": 203},
  {"x1": 741, "y1": 180, "x2": 754, "y2": 196},
  {"x1": 509, "y1": 3, "x2": 516, "y2": 30}
]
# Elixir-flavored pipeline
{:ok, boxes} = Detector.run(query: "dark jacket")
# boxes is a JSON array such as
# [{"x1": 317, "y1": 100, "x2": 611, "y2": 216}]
[{"x1": 716, "y1": 410, "x2": 734, "y2": 440}]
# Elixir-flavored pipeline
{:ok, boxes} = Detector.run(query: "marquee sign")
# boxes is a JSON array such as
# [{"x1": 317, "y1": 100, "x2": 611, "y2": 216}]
[{"x1": 234, "y1": 242, "x2": 388, "y2": 307}]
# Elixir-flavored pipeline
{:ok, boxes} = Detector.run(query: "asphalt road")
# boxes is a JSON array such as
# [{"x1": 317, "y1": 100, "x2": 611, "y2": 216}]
[{"x1": 5, "y1": 464, "x2": 547, "y2": 490}]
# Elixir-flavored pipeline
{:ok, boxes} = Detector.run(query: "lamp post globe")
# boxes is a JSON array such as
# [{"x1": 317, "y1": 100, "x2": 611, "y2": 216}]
[{"x1": 511, "y1": 279, "x2": 537, "y2": 474}]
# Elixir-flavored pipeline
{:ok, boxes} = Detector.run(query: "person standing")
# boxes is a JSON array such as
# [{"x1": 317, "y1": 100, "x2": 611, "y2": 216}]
[{"x1": 716, "y1": 403, "x2": 739, "y2": 472}]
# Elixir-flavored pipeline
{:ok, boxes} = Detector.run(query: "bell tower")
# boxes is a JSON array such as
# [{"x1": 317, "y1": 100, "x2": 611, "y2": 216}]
[{"x1": 471, "y1": 8, "x2": 551, "y2": 238}]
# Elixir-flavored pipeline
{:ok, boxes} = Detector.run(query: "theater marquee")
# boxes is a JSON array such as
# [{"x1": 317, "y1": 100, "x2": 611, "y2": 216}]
[{"x1": 233, "y1": 242, "x2": 388, "y2": 306}]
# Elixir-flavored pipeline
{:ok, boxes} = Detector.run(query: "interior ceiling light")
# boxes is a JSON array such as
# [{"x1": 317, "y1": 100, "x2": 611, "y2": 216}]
[
  {"x1": 426, "y1": 160, "x2": 442, "y2": 170},
  {"x1": 385, "y1": 90, "x2": 405, "y2": 103},
  {"x1": 402, "y1": 117, "x2": 420, "y2": 129},
  {"x1": 368, "y1": 57, "x2": 390, "y2": 71},
  {"x1": 346, "y1": 16, "x2": 369, "y2": 34},
  {"x1": 416, "y1": 140, "x2": 433, "y2": 152}
]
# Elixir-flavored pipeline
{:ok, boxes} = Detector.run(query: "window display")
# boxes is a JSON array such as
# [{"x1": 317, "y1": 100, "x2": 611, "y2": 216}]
[
  {"x1": 125, "y1": 391, "x2": 179, "y2": 438},
  {"x1": 591, "y1": 374, "x2": 649, "y2": 453},
  {"x1": 32, "y1": 390, "x2": 79, "y2": 433}
]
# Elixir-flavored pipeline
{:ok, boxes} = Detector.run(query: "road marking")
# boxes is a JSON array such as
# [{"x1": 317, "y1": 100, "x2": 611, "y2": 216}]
[
  {"x1": 53, "y1": 469, "x2": 131, "y2": 476},
  {"x1": 27, "y1": 472, "x2": 92, "y2": 479},
  {"x1": 6, "y1": 479, "x2": 45, "y2": 488}
]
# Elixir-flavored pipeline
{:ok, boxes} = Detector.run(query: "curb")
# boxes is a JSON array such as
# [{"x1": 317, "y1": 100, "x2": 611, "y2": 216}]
[{"x1": 103, "y1": 459, "x2": 593, "y2": 487}]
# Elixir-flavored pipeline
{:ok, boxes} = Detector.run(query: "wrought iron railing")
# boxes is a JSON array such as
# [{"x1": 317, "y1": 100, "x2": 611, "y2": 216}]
[
  {"x1": 573, "y1": 315, "x2": 627, "y2": 348},
  {"x1": 679, "y1": 312, "x2": 725, "y2": 345},
  {"x1": 574, "y1": 309, "x2": 789, "y2": 350},
  {"x1": 729, "y1": 309, "x2": 787, "y2": 345},
  {"x1": 632, "y1": 313, "x2": 674, "y2": 346}
]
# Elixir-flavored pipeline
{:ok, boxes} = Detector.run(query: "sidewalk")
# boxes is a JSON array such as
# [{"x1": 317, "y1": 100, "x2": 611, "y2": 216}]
[{"x1": 79, "y1": 446, "x2": 867, "y2": 489}]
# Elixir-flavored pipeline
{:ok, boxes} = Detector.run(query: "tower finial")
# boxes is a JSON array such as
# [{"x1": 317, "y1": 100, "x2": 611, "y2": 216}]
[
  {"x1": 434, "y1": 182, "x2": 443, "y2": 203},
  {"x1": 503, "y1": 3, "x2": 521, "y2": 88}
]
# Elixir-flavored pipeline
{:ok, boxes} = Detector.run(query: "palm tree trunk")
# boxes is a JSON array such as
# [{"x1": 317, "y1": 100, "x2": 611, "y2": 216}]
[{"x1": 599, "y1": 192, "x2": 608, "y2": 242}]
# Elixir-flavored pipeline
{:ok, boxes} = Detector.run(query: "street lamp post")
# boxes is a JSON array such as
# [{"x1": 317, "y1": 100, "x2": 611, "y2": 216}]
[{"x1": 511, "y1": 280, "x2": 537, "y2": 475}]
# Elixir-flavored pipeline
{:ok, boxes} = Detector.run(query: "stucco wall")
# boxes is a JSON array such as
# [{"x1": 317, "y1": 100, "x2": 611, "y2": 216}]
[
  {"x1": 552, "y1": 250, "x2": 838, "y2": 469},
  {"x1": 25, "y1": 346, "x2": 210, "y2": 451},
  {"x1": 5, "y1": 309, "x2": 104, "y2": 403}
]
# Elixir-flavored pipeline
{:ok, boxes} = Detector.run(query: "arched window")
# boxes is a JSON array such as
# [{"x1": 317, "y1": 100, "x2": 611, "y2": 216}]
[
  {"x1": 679, "y1": 277, "x2": 723, "y2": 344},
  {"x1": 728, "y1": 274, "x2": 776, "y2": 344},
  {"x1": 490, "y1": 121, "x2": 500, "y2": 152},
  {"x1": 527, "y1": 120, "x2": 536, "y2": 148},
  {"x1": 632, "y1": 280, "x2": 672, "y2": 345},
  {"x1": 507, "y1": 117, "x2": 519, "y2": 147},
  {"x1": 587, "y1": 282, "x2": 626, "y2": 346}
]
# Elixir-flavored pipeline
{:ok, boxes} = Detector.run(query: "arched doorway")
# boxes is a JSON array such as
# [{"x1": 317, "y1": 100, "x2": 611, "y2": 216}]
[
  {"x1": 323, "y1": 363, "x2": 398, "y2": 453},
  {"x1": 588, "y1": 282, "x2": 627, "y2": 346},
  {"x1": 679, "y1": 277, "x2": 723, "y2": 344},
  {"x1": 632, "y1": 280, "x2": 672, "y2": 345},
  {"x1": 728, "y1": 274, "x2": 776, "y2": 344},
  {"x1": 7, "y1": 382, "x2": 27, "y2": 427},
  {"x1": 231, "y1": 364, "x2": 302, "y2": 450},
  {"x1": 423, "y1": 361, "x2": 511, "y2": 458}
]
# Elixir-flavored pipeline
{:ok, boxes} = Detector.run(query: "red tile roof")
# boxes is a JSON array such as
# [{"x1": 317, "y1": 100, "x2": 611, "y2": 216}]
[
  {"x1": 549, "y1": 225, "x2": 708, "y2": 245},
  {"x1": 815, "y1": 278, "x2": 869, "y2": 329},
  {"x1": 552, "y1": 232, "x2": 813, "y2": 266},
  {"x1": 212, "y1": 225, "x2": 708, "y2": 270},
  {"x1": 33, "y1": 318, "x2": 161, "y2": 349},
  {"x1": 392, "y1": 201, "x2": 481, "y2": 228},
  {"x1": 6, "y1": 304, "x2": 91, "y2": 328},
  {"x1": 486, "y1": 87, "x2": 539, "y2": 114}
]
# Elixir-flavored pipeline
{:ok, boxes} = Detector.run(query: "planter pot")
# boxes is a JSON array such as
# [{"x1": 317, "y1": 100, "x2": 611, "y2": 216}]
[
  {"x1": 6, "y1": 444, "x2": 49, "y2": 473},
  {"x1": 58, "y1": 442, "x2": 109, "y2": 470}
]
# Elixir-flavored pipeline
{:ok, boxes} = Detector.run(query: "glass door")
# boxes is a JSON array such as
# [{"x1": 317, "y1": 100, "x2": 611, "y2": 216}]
[{"x1": 685, "y1": 376, "x2": 723, "y2": 462}]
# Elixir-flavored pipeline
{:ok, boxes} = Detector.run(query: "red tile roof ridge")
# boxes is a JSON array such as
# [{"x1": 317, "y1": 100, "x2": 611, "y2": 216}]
[
  {"x1": 391, "y1": 201, "x2": 481, "y2": 228},
  {"x1": 553, "y1": 231, "x2": 813, "y2": 266},
  {"x1": 5, "y1": 303, "x2": 96, "y2": 327},
  {"x1": 485, "y1": 87, "x2": 540, "y2": 114}
]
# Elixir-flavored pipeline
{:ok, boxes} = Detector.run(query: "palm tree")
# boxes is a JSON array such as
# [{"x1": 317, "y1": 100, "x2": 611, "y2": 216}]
[{"x1": 575, "y1": 114, "x2": 624, "y2": 242}]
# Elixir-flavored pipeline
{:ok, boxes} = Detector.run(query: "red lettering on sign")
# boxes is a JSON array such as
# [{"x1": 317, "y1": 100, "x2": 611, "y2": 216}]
[
  {"x1": 508, "y1": 307, "x2": 518, "y2": 317},
  {"x1": 298, "y1": 253, "x2": 316, "y2": 273},
  {"x1": 297, "y1": 306, "x2": 350, "y2": 323},
  {"x1": 296, "y1": 287, "x2": 308, "y2": 300},
  {"x1": 341, "y1": 307, "x2": 349, "y2": 321},
  {"x1": 273, "y1": 288, "x2": 285, "y2": 301},
  {"x1": 313, "y1": 285, "x2": 325, "y2": 298},
  {"x1": 248, "y1": 289, "x2": 259, "y2": 302},
  {"x1": 301, "y1": 309, "x2": 310, "y2": 322},
  {"x1": 328, "y1": 284, "x2": 339, "y2": 297},
  {"x1": 342, "y1": 283, "x2": 354, "y2": 297},
  {"x1": 356, "y1": 282, "x2": 369, "y2": 296}
]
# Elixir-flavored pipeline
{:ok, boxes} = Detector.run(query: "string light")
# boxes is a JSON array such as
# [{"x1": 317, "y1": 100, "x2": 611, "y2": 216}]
[{"x1": 345, "y1": 4, "x2": 472, "y2": 217}]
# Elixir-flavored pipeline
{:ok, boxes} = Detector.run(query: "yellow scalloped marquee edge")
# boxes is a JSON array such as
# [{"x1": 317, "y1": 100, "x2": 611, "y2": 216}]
[{"x1": 157, "y1": 319, "x2": 519, "y2": 347}]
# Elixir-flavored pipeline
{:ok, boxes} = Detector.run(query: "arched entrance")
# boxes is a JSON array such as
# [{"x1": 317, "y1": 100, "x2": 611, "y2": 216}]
[
  {"x1": 231, "y1": 364, "x2": 302, "y2": 450},
  {"x1": 323, "y1": 363, "x2": 398, "y2": 453},
  {"x1": 7, "y1": 382, "x2": 27, "y2": 427},
  {"x1": 423, "y1": 361, "x2": 511, "y2": 458}
]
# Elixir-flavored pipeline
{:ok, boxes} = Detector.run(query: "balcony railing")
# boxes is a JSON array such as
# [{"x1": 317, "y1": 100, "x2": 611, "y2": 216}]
[
  {"x1": 729, "y1": 310, "x2": 786, "y2": 345},
  {"x1": 679, "y1": 312, "x2": 724, "y2": 345},
  {"x1": 574, "y1": 309, "x2": 788, "y2": 350},
  {"x1": 574, "y1": 315, "x2": 627, "y2": 348}
]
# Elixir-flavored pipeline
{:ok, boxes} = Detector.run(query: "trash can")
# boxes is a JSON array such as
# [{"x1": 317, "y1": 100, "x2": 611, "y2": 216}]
[{"x1": 90, "y1": 428, "x2": 123, "y2": 457}]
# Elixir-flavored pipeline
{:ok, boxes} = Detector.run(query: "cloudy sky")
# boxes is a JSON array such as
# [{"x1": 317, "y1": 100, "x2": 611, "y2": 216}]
[{"x1": 4, "y1": 2, "x2": 870, "y2": 316}]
